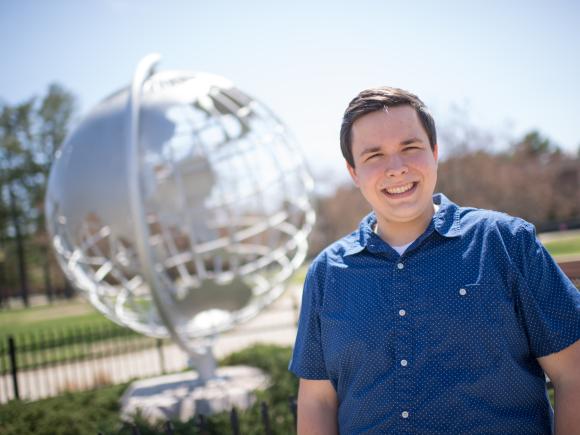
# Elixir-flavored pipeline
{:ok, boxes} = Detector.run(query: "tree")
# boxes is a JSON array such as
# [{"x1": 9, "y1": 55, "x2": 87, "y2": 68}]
[
  {"x1": 436, "y1": 129, "x2": 579, "y2": 228},
  {"x1": 0, "y1": 100, "x2": 38, "y2": 306},
  {"x1": 31, "y1": 84, "x2": 76, "y2": 301},
  {"x1": 512, "y1": 131, "x2": 554, "y2": 157},
  {"x1": 0, "y1": 83, "x2": 76, "y2": 306}
]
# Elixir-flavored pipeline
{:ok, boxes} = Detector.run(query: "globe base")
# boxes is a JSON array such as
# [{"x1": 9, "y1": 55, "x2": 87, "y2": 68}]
[{"x1": 120, "y1": 365, "x2": 268, "y2": 423}]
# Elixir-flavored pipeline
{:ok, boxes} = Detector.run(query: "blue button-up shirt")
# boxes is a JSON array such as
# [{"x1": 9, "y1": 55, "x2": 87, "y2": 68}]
[{"x1": 289, "y1": 194, "x2": 580, "y2": 434}]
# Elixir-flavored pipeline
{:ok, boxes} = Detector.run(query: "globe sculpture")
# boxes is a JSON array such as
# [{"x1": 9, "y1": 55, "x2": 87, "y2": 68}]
[{"x1": 45, "y1": 54, "x2": 315, "y2": 381}]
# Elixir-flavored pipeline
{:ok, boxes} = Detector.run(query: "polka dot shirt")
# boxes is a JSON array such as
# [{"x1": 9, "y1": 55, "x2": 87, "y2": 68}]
[{"x1": 289, "y1": 193, "x2": 580, "y2": 434}]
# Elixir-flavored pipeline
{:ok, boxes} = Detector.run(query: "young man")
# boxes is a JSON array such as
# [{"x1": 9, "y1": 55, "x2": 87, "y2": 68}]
[{"x1": 289, "y1": 87, "x2": 580, "y2": 434}]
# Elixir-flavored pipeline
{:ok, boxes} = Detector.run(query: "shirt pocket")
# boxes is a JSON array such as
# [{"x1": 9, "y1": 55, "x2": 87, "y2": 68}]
[{"x1": 425, "y1": 283, "x2": 502, "y2": 371}]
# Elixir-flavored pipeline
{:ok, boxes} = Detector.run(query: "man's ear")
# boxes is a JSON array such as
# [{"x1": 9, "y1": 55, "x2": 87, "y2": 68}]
[
  {"x1": 346, "y1": 161, "x2": 360, "y2": 187},
  {"x1": 433, "y1": 142, "x2": 439, "y2": 162}
]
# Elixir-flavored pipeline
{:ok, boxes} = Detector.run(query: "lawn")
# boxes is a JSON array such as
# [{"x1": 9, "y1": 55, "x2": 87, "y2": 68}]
[
  {"x1": 0, "y1": 299, "x2": 112, "y2": 337},
  {"x1": 543, "y1": 235, "x2": 580, "y2": 257},
  {"x1": 0, "y1": 300, "x2": 140, "y2": 370}
]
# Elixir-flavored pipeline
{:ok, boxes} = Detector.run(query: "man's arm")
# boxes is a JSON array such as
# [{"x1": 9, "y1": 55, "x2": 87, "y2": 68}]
[
  {"x1": 538, "y1": 338, "x2": 580, "y2": 435},
  {"x1": 297, "y1": 378, "x2": 338, "y2": 435}
]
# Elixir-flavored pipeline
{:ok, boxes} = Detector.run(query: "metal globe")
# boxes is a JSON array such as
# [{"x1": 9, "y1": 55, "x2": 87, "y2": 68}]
[{"x1": 45, "y1": 54, "x2": 314, "y2": 378}]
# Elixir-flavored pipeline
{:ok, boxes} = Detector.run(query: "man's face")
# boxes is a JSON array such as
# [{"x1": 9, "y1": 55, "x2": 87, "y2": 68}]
[{"x1": 347, "y1": 105, "x2": 438, "y2": 237}]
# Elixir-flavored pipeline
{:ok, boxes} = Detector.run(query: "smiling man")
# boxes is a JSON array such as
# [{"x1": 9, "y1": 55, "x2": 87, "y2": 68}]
[{"x1": 289, "y1": 87, "x2": 580, "y2": 434}]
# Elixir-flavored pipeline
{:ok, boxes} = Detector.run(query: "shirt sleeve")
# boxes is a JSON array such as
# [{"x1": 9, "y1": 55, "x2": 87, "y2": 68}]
[
  {"x1": 512, "y1": 221, "x2": 580, "y2": 358},
  {"x1": 288, "y1": 258, "x2": 329, "y2": 379}
]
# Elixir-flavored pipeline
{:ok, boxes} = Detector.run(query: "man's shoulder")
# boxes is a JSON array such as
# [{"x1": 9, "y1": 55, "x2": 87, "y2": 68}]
[
  {"x1": 457, "y1": 204, "x2": 533, "y2": 238},
  {"x1": 302, "y1": 230, "x2": 361, "y2": 294},
  {"x1": 311, "y1": 229, "x2": 361, "y2": 267}
]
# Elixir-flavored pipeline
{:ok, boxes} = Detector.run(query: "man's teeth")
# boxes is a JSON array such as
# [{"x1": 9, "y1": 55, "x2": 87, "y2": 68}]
[{"x1": 385, "y1": 183, "x2": 414, "y2": 194}]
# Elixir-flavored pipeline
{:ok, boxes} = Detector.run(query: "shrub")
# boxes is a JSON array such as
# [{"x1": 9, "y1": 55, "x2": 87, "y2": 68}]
[{"x1": 0, "y1": 384, "x2": 126, "y2": 434}]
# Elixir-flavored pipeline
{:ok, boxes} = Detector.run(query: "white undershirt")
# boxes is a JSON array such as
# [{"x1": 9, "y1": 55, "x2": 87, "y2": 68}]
[
  {"x1": 372, "y1": 224, "x2": 415, "y2": 255},
  {"x1": 390, "y1": 241, "x2": 414, "y2": 255}
]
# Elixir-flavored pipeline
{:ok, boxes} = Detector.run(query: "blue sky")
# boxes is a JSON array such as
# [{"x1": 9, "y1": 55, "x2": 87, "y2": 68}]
[{"x1": 1, "y1": 0, "x2": 579, "y2": 185}]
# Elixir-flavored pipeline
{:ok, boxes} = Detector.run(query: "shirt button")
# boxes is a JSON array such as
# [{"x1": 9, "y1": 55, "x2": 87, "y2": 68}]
[
  {"x1": 401, "y1": 411, "x2": 409, "y2": 419},
  {"x1": 397, "y1": 262, "x2": 404, "y2": 270},
  {"x1": 400, "y1": 359, "x2": 408, "y2": 367},
  {"x1": 459, "y1": 288, "x2": 467, "y2": 296},
  {"x1": 398, "y1": 309, "x2": 406, "y2": 317}
]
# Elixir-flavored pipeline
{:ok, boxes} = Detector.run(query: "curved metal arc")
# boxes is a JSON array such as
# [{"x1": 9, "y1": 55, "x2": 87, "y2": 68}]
[{"x1": 127, "y1": 53, "x2": 216, "y2": 380}]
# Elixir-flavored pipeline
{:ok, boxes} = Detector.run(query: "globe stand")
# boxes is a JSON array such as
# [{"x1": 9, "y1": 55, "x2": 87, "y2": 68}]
[
  {"x1": 188, "y1": 344, "x2": 217, "y2": 382},
  {"x1": 120, "y1": 365, "x2": 269, "y2": 423}
]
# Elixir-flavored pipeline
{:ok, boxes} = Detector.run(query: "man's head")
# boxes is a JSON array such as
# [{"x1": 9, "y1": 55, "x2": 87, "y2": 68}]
[
  {"x1": 340, "y1": 87, "x2": 436, "y2": 168},
  {"x1": 342, "y1": 87, "x2": 439, "y2": 244}
]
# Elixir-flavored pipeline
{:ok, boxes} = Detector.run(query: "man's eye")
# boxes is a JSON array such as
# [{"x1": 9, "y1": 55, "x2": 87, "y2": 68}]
[{"x1": 366, "y1": 153, "x2": 381, "y2": 161}]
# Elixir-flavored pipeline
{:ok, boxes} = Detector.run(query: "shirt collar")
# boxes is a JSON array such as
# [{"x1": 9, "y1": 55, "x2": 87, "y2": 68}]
[
  {"x1": 343, "y1": 193, "x2": 461, "y2": 257},
  {"x1": 433, "y1": 193, "x2": 462, "y2": 238}
]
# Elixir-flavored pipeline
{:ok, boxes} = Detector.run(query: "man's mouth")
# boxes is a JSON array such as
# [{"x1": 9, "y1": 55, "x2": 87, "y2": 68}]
[{"x1": 382, "y1": 182, "x2": 417, "y2": 197}]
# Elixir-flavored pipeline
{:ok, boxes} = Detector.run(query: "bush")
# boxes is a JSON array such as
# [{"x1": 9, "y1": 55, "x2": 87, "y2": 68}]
[{"x1": 0, "y1": 383, "x2": 126, "y2": 434}]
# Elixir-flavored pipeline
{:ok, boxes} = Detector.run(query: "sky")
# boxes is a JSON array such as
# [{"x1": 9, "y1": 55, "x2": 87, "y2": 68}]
[{"x1": 1, "y1": 0, "x2": 579, "y2": 188}]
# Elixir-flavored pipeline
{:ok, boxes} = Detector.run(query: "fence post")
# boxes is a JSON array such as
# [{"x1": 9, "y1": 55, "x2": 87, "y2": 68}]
[
  {"x1": 289, "y1": 395, "x2": 297, "y2": 428},
  {"x1": 157, "y1": 339, "x2": 166, "y2": 374},
  {"x1": 261, "y1": 401, "x2": 272, "y2": 435},
  {"x1": 7, "y1": 336, "x2": 19, "y2": 400},
  {"x1": 196, "y1": 414, "x2": 209, "y2": 435},
  {"x1": 164, "y1": 420, "x2": 175, "y2": 435},
  {"x1": 230, "y1": 407, "x2": 240, "y2": 435}
]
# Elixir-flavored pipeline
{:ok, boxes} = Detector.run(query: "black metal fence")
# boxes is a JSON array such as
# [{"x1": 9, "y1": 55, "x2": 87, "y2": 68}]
[{"x1": 0, "y1": 324, "x2": 183, "y2": 403}]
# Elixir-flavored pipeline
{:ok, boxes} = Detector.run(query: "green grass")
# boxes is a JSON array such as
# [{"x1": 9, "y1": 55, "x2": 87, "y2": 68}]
[
  {"x1": 289, "y1": 263, "x2": 308, "y2": 286},
  {"x1": 0, "y1": 299, "x2": 112, "y2": 337},
  {"x1": 543, "y1": 236, "x2": 580, "y2": 257},
  {"x1": 0, "y1": 299, "x2": 147, "y2": 370}
]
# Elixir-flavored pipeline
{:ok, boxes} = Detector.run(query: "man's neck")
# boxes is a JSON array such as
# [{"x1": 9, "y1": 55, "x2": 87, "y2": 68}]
[{"x1": 375, "y1": 204, "x2": 438, "y2": 246}]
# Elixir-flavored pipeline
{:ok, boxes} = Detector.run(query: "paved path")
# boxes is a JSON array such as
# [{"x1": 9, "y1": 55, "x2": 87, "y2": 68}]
[{"x1": 0, "y1": 285, "x2": 303, "y2": 403}]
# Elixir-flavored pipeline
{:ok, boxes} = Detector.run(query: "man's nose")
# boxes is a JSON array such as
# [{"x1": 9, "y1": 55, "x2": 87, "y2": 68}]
[{"x1": 385, "y1": 156, "x2": 408, "y2": 177}]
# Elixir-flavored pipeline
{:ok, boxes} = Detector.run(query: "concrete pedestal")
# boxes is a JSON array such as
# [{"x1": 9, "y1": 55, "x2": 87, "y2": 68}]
[{"x1": 120, "y1": 365, "x2": 268, "y2": 423}]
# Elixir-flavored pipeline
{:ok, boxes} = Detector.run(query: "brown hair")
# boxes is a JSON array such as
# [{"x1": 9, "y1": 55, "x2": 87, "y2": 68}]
[{"x1": 340, "y1": 86, "x2": 437, "y2": 167}]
